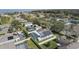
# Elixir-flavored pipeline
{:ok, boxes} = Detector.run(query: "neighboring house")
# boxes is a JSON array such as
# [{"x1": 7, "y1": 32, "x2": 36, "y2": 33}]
[
  {"x1": 34, "y1": 24, "x2": 42, "y2": 30},
  {"x1": 30, "y1": 29, "x2": 54, "y2": 41},
  {"x1": 68, "y1": 20, "x2": 79, "y2": 24},
  {"x1": 25, "y1": 22, "x2": 33, "y2": 27},
  {"x1": 56, "y1": 18, "x2": 68, "y2": 22},
  {"x1": 56, "y1": 18, "x2": 63, "y2": 21},
  {"x1": 17, "y1": 31, "x2": 25, "y2": 40},
  {"x1": 25, "y1": 23, "x2": 42, "y2": 34}
]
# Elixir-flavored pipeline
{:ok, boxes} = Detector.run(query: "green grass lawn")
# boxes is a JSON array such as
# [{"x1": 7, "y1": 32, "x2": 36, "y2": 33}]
[
  {"x1": 48, "y1": 41, "x2": 57, "y2": 49},
  {"x1": 26, "y1": 39, "x2": 38, "y2": 49},
  {"x1": 0, "y1": 32, "x2": 5, "y2": 36},
  {"x1": 41, "y1": 40, "x2": 58, "y2": 49}
]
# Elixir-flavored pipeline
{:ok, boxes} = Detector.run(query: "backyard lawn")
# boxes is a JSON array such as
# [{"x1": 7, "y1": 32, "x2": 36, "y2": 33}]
[
  {"x1": 41, "y1": 40, "x2": 58, "y2": 49},
  {"x1": 48, "y1": 41, "x2": 57, "y2": 48},
  {"x1": 26, "y1": 39, "x2": 38, "y2": 49}
]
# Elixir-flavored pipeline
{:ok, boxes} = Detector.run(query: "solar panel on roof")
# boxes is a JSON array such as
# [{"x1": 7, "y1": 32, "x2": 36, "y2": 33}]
[{"x1": 38, "y1": 30, "x2": 52, "y2": 38}]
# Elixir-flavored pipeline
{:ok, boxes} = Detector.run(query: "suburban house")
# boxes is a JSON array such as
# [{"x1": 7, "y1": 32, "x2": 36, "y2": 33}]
[
  {"x1": 68, "y1": 19, "x2": 79, "y2": 24},
  {"x1": 25, "y1": 22, "x2": 33, "y2": 27},
  {"x1": 30, "y1": 29, "x2": 54, "y2": 41},
  {"x1": 25, "y1": 22, "x2": 42, "y2": 33},
  {"x1": 34, "y1": 24, "x2": 42, "y2": 30},
  {"x1": 56, "y1": 18, "x2": 68, "y2": 22}
]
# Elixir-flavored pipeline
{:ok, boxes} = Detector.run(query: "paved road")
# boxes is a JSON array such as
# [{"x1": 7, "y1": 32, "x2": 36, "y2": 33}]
[
  {"x1": 0, "y1": 37, "x2": 30, "y2": 45},
  {"x1": 0, "y1": 38, "x2": 20, "y2": 45},
  {"x1": 16, "y1": 43, "x2": 28, "y2": 49},
  {"x1": 0, "y1": 37, "x2": 30, "y2": 49}
]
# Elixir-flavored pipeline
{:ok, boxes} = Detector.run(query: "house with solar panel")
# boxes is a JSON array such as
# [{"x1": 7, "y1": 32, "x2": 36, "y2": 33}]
[
  {"x1": 30, "y1": 28, "x2": 56, "y2": 45},
  {"x1": 24, "y1": 21, "x2": 56, "y2": 45}
]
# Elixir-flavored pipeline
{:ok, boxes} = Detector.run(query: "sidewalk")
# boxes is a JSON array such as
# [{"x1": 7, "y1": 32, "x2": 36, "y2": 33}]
[{"x1": 39, "y1": 35, "x2": 56, "y2": 45}]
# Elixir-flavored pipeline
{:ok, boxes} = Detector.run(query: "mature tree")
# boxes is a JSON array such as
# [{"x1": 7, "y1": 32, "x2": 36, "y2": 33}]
[
  {"x1": 33, "y1": 19, "x2": 41, "y2": 26},
  {"x1": 22, "y1": 28, "x2": 29, "y2": 38},
  {"x1": 19, "y1": 14, "x2": 27, "y2": 20},
  {"x1": 1, "y1": 16, "x2": 11, "y2": 24},
  {"x1": 50, "y1": 21, "x2": 64, "y2": 32},
  {"x1": 11, "y1": 20, "x2": 29, "y2": 37},
  {"x1": 11, "y1": 20, "x2": 21, "y2": 30}
]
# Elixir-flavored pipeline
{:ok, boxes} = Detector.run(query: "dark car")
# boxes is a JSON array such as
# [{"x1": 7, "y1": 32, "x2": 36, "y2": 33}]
[{"x1": 8, "y1": 36, "x2": 14, "y2": 40}]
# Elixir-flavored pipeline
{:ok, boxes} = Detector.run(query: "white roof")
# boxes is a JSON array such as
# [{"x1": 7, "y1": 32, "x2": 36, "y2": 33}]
[{"x1": 25, "y1": 22, "x2": 33, "y2": 27}]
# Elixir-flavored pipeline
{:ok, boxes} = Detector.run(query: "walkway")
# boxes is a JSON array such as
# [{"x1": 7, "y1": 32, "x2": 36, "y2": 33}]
[{"x1": 38, "y1": 35, "x2": 56, "y2": 45}]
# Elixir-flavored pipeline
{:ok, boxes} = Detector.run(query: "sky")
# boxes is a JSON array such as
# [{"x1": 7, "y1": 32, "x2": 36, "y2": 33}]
[{"x1": 0, "y1": 9, "x2": 33, "y2": 13}]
